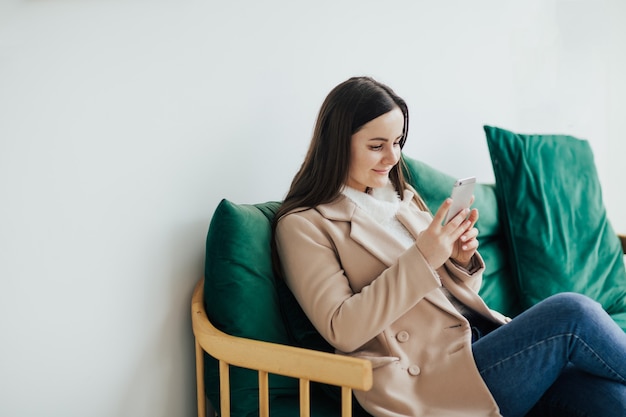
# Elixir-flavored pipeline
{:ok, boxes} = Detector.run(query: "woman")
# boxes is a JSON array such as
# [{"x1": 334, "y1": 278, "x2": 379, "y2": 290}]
[{"x1": 272, "y1": 76, "x2": 626, "y2": 417}]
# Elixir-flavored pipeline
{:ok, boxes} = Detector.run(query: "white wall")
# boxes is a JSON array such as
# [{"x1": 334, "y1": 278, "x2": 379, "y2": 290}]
[{"x1": 1, "y1": 1, "x2": 624, "y2": 416}]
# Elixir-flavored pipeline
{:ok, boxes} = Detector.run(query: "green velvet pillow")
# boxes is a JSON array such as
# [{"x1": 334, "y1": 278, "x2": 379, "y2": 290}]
[
  {"x1": 204, "y1": 199, "x2": 356, "y2": 417},
  {"x1": 484, "y1": 125, "x2": 626, "y2": 330},
  {"x1": 402, "y1": 155, "x2": 522, "y2": 317},
  {"x1": 203, "y1": 199, "x2": 298, "y2": 416}
]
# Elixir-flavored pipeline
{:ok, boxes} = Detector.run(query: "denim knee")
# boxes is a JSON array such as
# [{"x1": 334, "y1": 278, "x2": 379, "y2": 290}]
[
  {"x1": 543, "y1": 292, "x2": 602, "y2": 313},
  {"x1": 541, "y1": 292, "x2": 604, "y2": 324}
]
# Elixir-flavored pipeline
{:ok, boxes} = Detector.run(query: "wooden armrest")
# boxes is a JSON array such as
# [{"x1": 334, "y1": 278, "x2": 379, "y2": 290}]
[
  {"x1": 191, "y1": 279, "x2": 373, "y2": 391},
  {"x1": 619, "y1": 234, "x2": 626, "y2": 254}
]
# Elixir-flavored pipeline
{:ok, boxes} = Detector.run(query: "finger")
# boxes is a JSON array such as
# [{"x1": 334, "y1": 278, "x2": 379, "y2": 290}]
[
  {"x1": 466, "y1": 208, "x2": 479, "y2": 229},
  {"x1": 460, "y1": 227, "x2": 479, "y2": 242},
  {"x1": 447, "y1": 208, "x2": 470, "y2": 229},
  {"x1": 447, "y1": 209, "x2": 471, "y2": 239},
  {"x1": 434, "y1": 198, "x2": 453, "y2": 226},
  {"x1": 461, "y1": 239, "x2": 479, "y2": 252}
]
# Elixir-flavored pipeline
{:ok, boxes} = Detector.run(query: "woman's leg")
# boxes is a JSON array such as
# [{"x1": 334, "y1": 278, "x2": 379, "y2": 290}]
[
  {"x1": 526, "y1": 365, "x2": 626, "y2": 417},
  {"x1": 472, "y1": 292, "x2": 626, "y2": 417}
]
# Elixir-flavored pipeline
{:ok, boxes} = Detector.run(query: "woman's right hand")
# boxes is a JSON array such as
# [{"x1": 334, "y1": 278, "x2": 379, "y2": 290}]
[{"x1": 414, "y1": 198, "x2": 474, "y2": 269}]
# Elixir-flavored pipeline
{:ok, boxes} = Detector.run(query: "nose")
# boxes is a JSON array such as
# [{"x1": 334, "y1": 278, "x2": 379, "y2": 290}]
[{"x1": 382, "y1": 144, "x2": 400, "y2": 165}]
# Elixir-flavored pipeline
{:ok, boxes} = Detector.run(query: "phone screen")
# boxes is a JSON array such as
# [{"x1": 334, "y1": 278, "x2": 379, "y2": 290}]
[{"x1": 444, "y1": 177, "x2": 476, "y2": 224}]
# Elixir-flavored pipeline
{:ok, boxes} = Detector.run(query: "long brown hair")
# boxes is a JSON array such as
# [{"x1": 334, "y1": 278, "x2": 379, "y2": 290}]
[
  {"x1": 271, "y1": 77, "x2": 411, "y2": 275},
  {"x1": 276, "y1": 77, "x2": 410, "y2": 219}
]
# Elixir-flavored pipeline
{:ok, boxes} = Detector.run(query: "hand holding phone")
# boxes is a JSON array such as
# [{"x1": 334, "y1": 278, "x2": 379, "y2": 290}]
[{"x1": 444, "y1": 177, "x2": 476, "y2": 224}]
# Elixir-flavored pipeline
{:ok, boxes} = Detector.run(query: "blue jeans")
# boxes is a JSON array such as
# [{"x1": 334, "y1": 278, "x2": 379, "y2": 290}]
[{"x1": 472, "y1": 292, "x2": 626, "y2": 417}]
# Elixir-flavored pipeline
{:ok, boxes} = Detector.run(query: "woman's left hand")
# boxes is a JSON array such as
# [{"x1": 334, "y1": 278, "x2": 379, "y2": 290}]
[{"x1": 450, "y1": 207, "x2": 479, "y2": 268}]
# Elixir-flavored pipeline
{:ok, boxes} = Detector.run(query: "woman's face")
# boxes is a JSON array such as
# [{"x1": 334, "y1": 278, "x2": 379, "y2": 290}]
[{"x1": 346, "y1": 107, "x2": 404, "y2": 192}]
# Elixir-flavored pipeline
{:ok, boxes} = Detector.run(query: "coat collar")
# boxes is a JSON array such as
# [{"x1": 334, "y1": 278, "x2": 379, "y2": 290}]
[{"x1": 316, "y1": 188, "x2": 431, "y2": 267}]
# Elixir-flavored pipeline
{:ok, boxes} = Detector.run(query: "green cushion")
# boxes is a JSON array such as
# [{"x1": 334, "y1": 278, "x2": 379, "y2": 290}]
[
  {"x1": 484, "y1": 125, "x2": 626, "y2": 329},
  {"x1": 204, "y1": 199, "x2": 366, "y2": 417},
  {"x1": 402, "y1": 155, "x2": 523, "y2": 317},
  {"x1": 203, "y1": 199, "x2": 298, "y2": 416}
]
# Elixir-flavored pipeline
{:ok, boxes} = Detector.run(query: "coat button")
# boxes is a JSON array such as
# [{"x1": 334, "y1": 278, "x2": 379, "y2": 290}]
[
  {"x1": 396, "y1": 331, "x2": 410, "y2": 343},
  {"x1": 408, "y1": 365, "x2": 421, "y2": 376}
]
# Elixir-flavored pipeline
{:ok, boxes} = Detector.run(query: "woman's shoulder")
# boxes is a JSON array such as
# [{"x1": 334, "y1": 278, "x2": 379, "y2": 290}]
[
  {"x1": 274, "y1": 204, "x2": 336, "y2": 240},
  {"x1": 278, "y1": 206, "x2": 318, "y2": 221},
  {"x1": 278, "y1": 194, "x2": 355, "y2": 224}
]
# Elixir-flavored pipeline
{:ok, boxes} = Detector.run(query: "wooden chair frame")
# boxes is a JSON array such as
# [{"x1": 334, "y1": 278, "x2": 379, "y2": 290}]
[{"x1": 191, "y1": 279, "x2": 373, "y2": 417}]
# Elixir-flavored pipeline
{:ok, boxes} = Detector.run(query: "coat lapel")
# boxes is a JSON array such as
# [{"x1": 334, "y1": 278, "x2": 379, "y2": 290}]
[
  {"x1": 395, "y1": 189, "x2": 433, "y2": 238},
  {"x1": 317, "y1": 195, "x2": 407, "y2": 267},
  {"x1": 349, "y1": 208, "x2": 408, "y2": 267}
]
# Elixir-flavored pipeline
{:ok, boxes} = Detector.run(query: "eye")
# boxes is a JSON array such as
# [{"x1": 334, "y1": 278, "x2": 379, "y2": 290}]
[
  {"x1": 393, "y1": 140, "x2": 401, "y2": 147},
  {"x1": 369, "y1": 144, "x2": 383, "y2": 151}
]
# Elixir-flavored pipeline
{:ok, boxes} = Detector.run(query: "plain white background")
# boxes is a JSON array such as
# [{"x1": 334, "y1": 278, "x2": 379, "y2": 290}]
[{"x1": 1, "y1": 1, "x2": 624, "y2": 416}]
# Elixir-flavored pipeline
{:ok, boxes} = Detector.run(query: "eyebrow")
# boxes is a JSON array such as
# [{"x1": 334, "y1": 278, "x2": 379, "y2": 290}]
[{"x1": 368, "y1": 134, "x2": 403, "y2": 142}]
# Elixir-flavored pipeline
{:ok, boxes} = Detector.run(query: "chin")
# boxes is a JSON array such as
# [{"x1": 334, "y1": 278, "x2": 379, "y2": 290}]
[{"x1": 370, "y1": 179, "x2": 391, "y2": 189}]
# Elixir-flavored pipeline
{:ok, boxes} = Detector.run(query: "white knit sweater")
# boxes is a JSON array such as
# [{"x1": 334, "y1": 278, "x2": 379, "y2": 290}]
[{"x1": 341, "y1": 182, "x2": 415, "y2": 249}]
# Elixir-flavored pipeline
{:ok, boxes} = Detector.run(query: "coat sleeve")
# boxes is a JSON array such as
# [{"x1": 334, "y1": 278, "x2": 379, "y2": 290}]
[
  {"x1": 275, "y1": 211, "x2": 442, "y2": 353},
  {"x1": 442, "y1": 253, "x2": 485, "y2": 293}
]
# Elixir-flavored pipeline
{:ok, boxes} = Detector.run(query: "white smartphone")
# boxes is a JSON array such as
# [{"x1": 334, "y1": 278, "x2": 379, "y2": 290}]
[{"x1": 444, "y1": 176, "x2": 476, "y2": 224}]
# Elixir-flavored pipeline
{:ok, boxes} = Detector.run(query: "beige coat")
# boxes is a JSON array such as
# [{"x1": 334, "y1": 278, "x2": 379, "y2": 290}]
[{"x1": 275, "y1": 187, "x2": 509, "y2": 417}]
